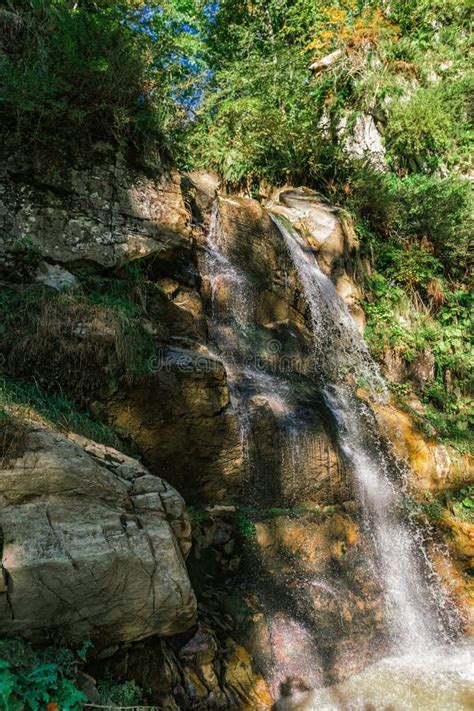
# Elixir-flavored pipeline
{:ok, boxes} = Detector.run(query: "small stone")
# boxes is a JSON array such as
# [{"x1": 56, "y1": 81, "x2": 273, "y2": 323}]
[{"x1": 35, "y1": 262, "x2": 77, "y2": 291}]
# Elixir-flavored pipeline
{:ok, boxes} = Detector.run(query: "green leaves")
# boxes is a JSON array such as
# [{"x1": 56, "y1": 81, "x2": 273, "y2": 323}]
[
  {"x1": 0, "y1": 640, "x2": 87, "y2": 711},
  {"x1": 0, "y1": 1, "x2": 204, "y2": 150}
]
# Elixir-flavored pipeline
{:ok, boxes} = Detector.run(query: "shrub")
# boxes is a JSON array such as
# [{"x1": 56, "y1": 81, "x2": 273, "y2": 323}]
[
  {"x1": 97, "y1": 676, "x2": 145, "y2": 707},
  {"x1": 0, "y1": 638, "x2": 86, "y2": 711}
]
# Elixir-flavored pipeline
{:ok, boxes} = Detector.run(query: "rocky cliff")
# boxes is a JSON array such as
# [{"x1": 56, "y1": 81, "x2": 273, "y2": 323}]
[{"x1": 0, "y1": 144, "x2": 472, "y2": 708}]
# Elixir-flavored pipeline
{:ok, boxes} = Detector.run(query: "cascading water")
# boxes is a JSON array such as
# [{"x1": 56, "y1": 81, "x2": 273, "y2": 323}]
[
  {"x1": 269, "y1": 212, "x2": 473, "y2": 710},
  {"x1": 270, "y1": 212, "x2": 452, "y2": 652},
  {"x1": 202, "y1": 198, "x2": 472, "y2": 710}
]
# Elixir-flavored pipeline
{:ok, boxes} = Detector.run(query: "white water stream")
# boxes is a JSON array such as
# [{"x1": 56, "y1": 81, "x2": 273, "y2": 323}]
[
  {"x1": 203, "y1": 201, "x2": 472, "y2": 709},
  {"x1": 270, "y1": 212, "x2": 472, "y2": 709}
]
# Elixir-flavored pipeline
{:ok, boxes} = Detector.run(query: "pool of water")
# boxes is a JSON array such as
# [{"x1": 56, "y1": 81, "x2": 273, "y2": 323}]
[{"x1": 306, "y1": 643, "x2": 474, "y2": 711}]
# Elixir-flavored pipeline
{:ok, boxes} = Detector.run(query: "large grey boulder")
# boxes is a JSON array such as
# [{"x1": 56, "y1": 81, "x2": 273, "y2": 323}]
[{"x1": 0, "y1": 424, "x2": 197, "y2": 646}]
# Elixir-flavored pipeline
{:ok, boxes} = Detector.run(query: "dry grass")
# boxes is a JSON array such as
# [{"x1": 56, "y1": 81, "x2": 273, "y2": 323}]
[
  {"x1": 0, "y1": 415, "x2": 29, "y2": 467},
  {"x1": 1, "y1": 284, "x2": 154, "y2": 401}
]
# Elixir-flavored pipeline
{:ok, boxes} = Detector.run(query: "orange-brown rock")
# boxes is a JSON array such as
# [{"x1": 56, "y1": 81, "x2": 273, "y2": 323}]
[
  {"x1": 245, "y1": 510, "x2": 385, "y2": 686},
  {"x1": 367, "y1": 396, "x2": 473, "y2": 496}
]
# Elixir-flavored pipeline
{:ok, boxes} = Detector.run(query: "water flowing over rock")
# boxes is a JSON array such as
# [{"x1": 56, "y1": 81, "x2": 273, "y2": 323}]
[
  {"x1": 0, "y1": 159, "x2": 472, "y2": 708},
  {"x1": 195, "y1": 189, "x2": 472, "y2": 703}
]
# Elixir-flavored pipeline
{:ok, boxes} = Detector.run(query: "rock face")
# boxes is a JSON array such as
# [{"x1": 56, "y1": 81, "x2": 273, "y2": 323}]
[
  {"x1": 267, "y1": 187, "x2": 366, "y2": 332},
  {"x1": 247, "y1": 510, "x2": 386, "y2": 686},
  {"x1": 1, "y1": 153, "x2": 472, "y2": 702},
  {"x1": 185, "y1": 506, "x2": 385, "y2": 694},
  {"x1": 368, "y1": 396, "x2": 473, "y2": 496},
  {"x1": 101, "y1": 347, "x2": 244, "y2": 502},
  {"x1": 340, "y1": 113, "x2": 386, "y2": 169},
  {"x1": 94, "y1": 624, "x2": 273, "y2": 710},
  {"x1": 0, "y1": 422, "x2": 196, "y2": 646},
  {"x1": 0, "y1": 143, "x2": 191, "y2": 273}
]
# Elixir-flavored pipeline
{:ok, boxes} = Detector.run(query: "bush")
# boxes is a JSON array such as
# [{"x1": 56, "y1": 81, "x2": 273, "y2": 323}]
[
  {"x1": 97, "y1": 677, "x2": 145, "y2": 707},
  {"x1": 342, "y1": 166, "x2": 472, "y2": 278},
  {"x1": 0, "y1": 638, "x2": 86, "y2": 711},
  {"x1": 0, "y1": 0, "x2": 198, "y2": 152},
  {"x1": 385, "y1": 85, "x2": 467, "y2": 172}
]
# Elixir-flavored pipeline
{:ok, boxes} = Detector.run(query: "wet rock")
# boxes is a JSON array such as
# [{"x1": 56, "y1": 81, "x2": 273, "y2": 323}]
[
  {"x1": 248, "y1": 511, "x2": 386, "y2": 686},
  {"x1": 368, "y1": 396, "x2": 473, "y2": 495},
  {"x1": 267, "y1": 187, "x2": 365, "y2": 331},
  {"x1": 92, "y1": 625, "x2": 273, "y2": 710},
  {"x1": 247, "y1": 396, "x2": 350, "y2": 507},
  {"x1": 183, "y1": 171, "x2": 220, "y2": 226}
]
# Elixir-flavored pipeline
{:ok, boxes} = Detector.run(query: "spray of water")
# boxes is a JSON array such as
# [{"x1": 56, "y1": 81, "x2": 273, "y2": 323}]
[
  {"x1": 202, "y1": 198, "x2": 470, "y2": 707},
  {"x1": 270, "y1": 211, "x2": 459, "y2": 654}
]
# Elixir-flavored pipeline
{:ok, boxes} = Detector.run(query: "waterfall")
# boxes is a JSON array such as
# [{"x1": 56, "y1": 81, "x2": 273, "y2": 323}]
[
  {"x1": 203, "y1": 198, "x2": 471, "y2": 708},
  {"x1": 269, "y1": 213, "x2": 384, "y2": 391},
  {"x1": 270, "y1": 212, "x2": 456, "y2": 655}
]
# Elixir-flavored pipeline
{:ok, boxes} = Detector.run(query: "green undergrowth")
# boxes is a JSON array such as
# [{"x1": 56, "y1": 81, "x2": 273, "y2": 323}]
[
  {"x1": 358, "y1": 221, "x2": 473, "y2": 453},
  {"x1": 0, "y1": 638, "x2": 88, "y2": 711},
  {"x1": 400, "y1": 485, "x2": 474, "y2": 523},
  {"x1": 0, "y1": 377, "x2": 124, "y2": 451},
  {"x1": 0, "y1": 0, "x2": 200, "y2": 155},
  {"x1": 0, "y1": 638, "x2": 150, "y2": 710},
  {"x1": 96, "y1": 676, "x2": 148, "y2": 708}
]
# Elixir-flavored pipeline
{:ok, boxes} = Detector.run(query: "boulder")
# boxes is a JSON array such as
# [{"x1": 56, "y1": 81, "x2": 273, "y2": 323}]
[
  {"x1": 0, "y1": 423, "x2": 197, "y2": 646},
  {"x1": 35, "y1": 262, "x2": 78, "y2": 291},
  {"x1": 92, "y1": 625, "x2": 273, "y2": 710}
]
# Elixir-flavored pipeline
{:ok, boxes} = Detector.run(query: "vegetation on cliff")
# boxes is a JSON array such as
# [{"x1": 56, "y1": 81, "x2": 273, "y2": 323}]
[
  {"x1": 1, "y1": 0, "x2": 471, "y2": 449},
  {"x1": 0, "y1": 0, "x2": 201, "y2": 152}
]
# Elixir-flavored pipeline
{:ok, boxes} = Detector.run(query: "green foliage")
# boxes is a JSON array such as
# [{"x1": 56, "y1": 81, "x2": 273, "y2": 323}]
[
  {"x1": 237, "y1": 512, "x2": 257, "y2": 540},
  {"x1": 0, "y1": 0, "x2": 202, "y2": 151},
  {"x1": 0, "y1": 638, "x2": 86, "y2": 711},
  {"x1": 450, "y1": 486, "x2": 474, "y2": 522},
  {"x1": 97, "y1": 676, "x2": 145, "y2": 707},
  {"x1": 422, "y1": 496, "x2": 444, "y2": 520},
  {"x1": 401, "y1": 486, "x2": 474, "y2": 523},
  {"x1": 0, "y1": 377, "x2": 124, "y2": 450},
  {"x1": 385, "y1": 84, "x2": 470, "y2": 172},
  {"x1": 363, "y1": 265, "x2": 473, "y2": 451}
]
